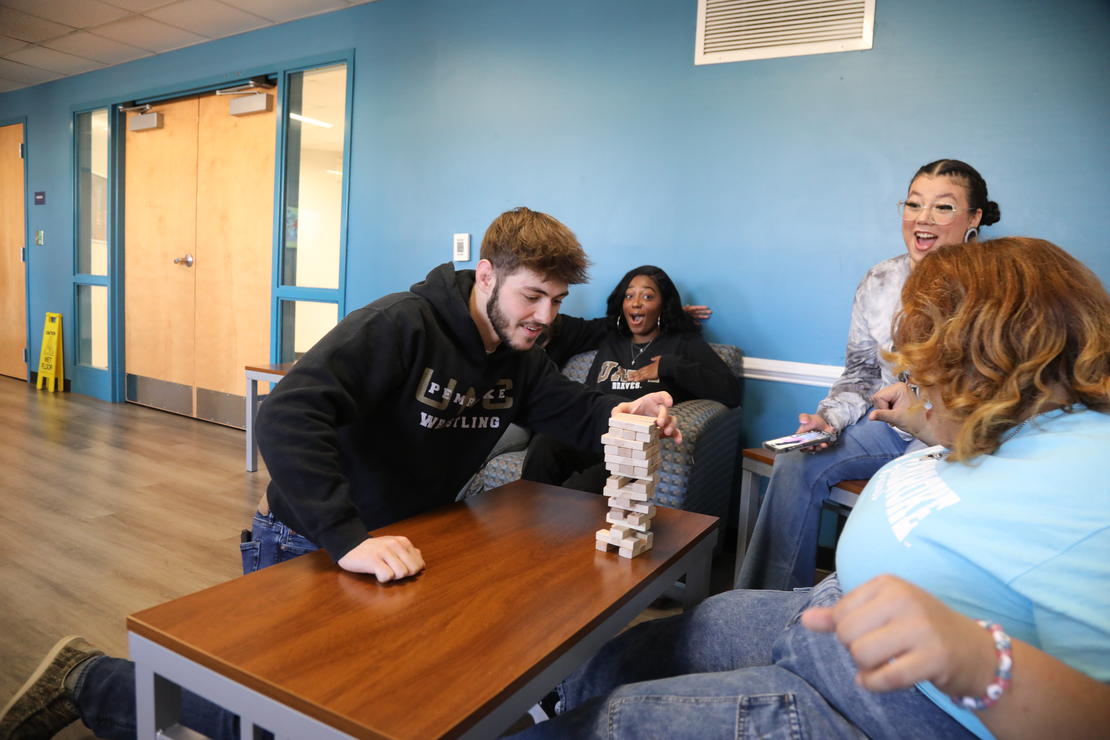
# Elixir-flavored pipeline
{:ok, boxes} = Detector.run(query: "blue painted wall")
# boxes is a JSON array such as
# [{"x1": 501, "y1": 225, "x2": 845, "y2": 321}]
[{"x1": 2, "y1": 0, "x2": 1108, "y2": 446}]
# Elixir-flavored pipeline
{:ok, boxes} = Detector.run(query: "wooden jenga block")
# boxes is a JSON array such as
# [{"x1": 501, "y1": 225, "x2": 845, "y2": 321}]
[
  {"x1": 597, "y1": 527, "x2": 653, "y2": 558},
  {"x1": 607, "y1": 497, "x2": 656, "y2": 515},
  {"x1": 605, "y1": 475, "x2": 653, "y2": 496},
  {"x1": 618, "y1": 538, "x2": 650, "y2": 558},
  {"x1": 605, "y1": 467, "x2": 657, "y2": 483},
  {"x1": 606, "y1": 509, "x2": 655, "y2": 532},
  {"x1": 604, "y1": 477, "x2": 653, "y2": 501},
  {"x1": 604, "y1": 452, "x2": 660, "y2": 469},
  {"x1": 610, "y1": 413, "x2": 658, "y2": 431},
  {"x1": 603, "y1": 444, "x2": 657, "y2": 461},
  {"x1": 621, "y1": 530, "x2": 654, "y2": 558},
  {"x1": 596, "y1": 525, "x2": 637, "y2": 547},
  {"x1": 600, "y1": 433, "x2": 653, "y2": 451}
]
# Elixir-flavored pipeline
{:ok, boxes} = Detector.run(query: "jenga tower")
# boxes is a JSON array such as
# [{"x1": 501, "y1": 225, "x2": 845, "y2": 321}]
[{"x1": 595, "y1": 413, "x2": 660, "y2": 558}]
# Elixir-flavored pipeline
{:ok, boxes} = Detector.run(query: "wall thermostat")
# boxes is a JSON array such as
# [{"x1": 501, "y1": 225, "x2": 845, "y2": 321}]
[{"x1": 453, "y1": 233, "x2": 470, "y2": 262}]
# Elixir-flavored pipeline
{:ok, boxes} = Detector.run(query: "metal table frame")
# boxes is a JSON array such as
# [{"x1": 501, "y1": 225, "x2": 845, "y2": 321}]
[{"x1": 244, "y1": 367, "x2": 285, "y2": 472}]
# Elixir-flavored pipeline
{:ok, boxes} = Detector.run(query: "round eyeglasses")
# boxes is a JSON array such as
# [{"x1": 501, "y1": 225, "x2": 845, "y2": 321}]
[{"x1": 898, "y1": 200, "x2": 974, "y2": 226}]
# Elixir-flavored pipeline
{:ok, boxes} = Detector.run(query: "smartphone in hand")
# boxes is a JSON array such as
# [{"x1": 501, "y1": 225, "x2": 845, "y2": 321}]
[{"x1": 763, "y1": 430, "x2": 835, "y2": 453}]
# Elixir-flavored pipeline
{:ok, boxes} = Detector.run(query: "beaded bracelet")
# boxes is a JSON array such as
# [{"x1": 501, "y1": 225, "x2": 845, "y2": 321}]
[{"x1": 951, "y1": 620, "x2": 1012, "y2": 711}]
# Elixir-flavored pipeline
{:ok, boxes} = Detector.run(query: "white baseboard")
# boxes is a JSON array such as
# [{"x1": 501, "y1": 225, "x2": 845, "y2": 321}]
[{"x1": 741, "y1": 357, "x2": 843, "y2": 388}]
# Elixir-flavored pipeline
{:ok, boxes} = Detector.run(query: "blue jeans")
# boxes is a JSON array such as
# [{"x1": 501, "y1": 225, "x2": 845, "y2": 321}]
[
  {"x1": 511, "y1": 576, "x2": 971, "y2": 739},
  {"x1": 74, "y1": 513, "x2": 318, "y2": 740},
  {"x1": 736, "y1": 418, "x2": 912, "y2": 590}
]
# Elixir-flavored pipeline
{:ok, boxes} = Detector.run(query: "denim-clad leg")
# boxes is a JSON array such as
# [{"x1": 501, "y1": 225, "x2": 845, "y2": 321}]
[
  {"x1": 73, "y1": 513, "x2": 316, "y2": 740},
  {"x1": 511, "y1": 576, "x2": 972, "y2": 740},
  {"x1": 736, "y1": 418, "x2": 911, "y2": 590},
  {"x1": 239, "y1": 511, "x2": 320, "y2": 574},
  {"x1": 75, "y1": 657, "x2": 240, "y2": 740}
]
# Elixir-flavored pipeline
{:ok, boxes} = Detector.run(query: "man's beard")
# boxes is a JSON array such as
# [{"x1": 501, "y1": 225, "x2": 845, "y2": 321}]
[{"x1": 486, "y1": 280, "x2": 544, "y2": 351}]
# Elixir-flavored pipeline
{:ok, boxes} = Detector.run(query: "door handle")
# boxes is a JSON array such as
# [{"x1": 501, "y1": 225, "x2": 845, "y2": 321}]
[{"x1": 173, "y1": 253, "x2": 194, "y2": 267}]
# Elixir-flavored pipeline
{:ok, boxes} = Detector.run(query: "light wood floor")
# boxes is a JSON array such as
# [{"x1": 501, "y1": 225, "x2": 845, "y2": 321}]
[{"x1": 0, "y1": 377, "x2": 266, "y2": 737}]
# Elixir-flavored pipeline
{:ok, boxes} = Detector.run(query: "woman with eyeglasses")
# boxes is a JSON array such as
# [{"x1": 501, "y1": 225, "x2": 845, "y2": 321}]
[
  {"x1": 514, "y1": 237, "x2": 1110, "y2": 740},
  {"x1": 736, "y1": 158, "x2": 1001, "y2": 591}
]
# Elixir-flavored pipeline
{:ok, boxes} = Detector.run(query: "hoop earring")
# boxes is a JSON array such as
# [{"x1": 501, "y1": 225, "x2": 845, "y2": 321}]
[
  {"x1": 616, "y1": 315, "x2": 623, "y2": 330},
  {"x1": 964, "y1": 227, "x2": 979, "y2": 242}
]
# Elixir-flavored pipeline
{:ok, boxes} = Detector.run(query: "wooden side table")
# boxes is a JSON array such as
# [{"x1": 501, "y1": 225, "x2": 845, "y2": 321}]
[{"x1": 244, "y1": 362, "x2": 293, "y2": 472}]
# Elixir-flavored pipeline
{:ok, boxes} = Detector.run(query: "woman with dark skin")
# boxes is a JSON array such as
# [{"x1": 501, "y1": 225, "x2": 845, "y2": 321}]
[{"x1": 523, "y1": 265, "x2": 740, "y2": 492}]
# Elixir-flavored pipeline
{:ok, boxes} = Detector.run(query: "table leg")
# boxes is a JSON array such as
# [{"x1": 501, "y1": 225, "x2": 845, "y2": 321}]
[
  {"x1": 246, "y1": 376, "x2": 259, "y2": 472},
  {"x1": 680, "y1": 538, "x2": 714, "y2": 607},
  {"x1": 733, "y1": 467, "x2": 760, "y2": 587}
]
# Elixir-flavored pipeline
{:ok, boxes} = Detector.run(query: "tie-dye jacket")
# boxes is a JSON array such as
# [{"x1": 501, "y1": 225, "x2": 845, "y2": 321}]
[{"x1": 816, "y1": 254, "x2": 913, "y2": 439}]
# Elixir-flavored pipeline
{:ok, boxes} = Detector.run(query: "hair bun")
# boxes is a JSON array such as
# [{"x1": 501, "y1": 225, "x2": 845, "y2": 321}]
[{"x1": 981, "y1": 200, "x2": 1001, "y2": 226}]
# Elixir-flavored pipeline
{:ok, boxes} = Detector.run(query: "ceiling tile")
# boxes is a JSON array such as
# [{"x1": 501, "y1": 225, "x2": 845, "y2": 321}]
[
  {"x1": 90, "y1": 15, "x2": 207, "y2": 52},
  {"x1": 0, "y1": 58, "x2": 63, "y2": 84},
  {"x1": 5, "y1": 44, "x2": 106, "y2": 75},
  {"x1": 146, "y1": 0, "x2": 268, "y2": 38},
  {"x1": 0, "y1": 75, "x2": 26, "y2": 92},
  {"x1": 0, "y1": 7, "x2": 73, "y2": 42},
  {"x1": 223, "y1": 0, "x2": 347, "y2": 24},
  {"x1": 0, "y1": 0, "x2": 129, "y2": 27},
  {"x1": 0, "y1": 35, "x2": 30, "y2": 55},
  {"x1": 99, "y1": 0, "x2": 178, "y2": 11},
  {"x1": 42, "y1": 31, "x2": 150, "y2": 65}
]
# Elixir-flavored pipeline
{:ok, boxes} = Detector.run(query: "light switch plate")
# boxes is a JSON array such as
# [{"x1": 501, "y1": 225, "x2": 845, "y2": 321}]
[{"x1": 453, "y1": 233, "x2": 470, "y2": 262}]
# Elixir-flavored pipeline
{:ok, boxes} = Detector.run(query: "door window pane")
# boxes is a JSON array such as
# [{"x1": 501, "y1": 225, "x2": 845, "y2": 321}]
[
  {"x1": 77, "y1": 284, "x2": 108, "y2": 369},
  {"x1": 282, "y1": 64, "x2": 346, "y2": 289},
  {"x1": 279, "y1": 300, "x2": 338, "y2": 362},
  {"x1": 77, "y1": 109, "x2": 110, "y2": 276}
]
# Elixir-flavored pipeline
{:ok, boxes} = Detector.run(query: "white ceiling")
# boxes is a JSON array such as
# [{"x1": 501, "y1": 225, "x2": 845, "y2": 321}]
[{"x1": 0, "y1": 0, "x2": 377, "y2": 94}]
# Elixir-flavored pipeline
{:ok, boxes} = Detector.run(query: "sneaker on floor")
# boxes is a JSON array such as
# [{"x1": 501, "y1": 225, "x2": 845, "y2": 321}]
[{"x1": 0, "y1": 635, "x2": 103, "y2": 740}]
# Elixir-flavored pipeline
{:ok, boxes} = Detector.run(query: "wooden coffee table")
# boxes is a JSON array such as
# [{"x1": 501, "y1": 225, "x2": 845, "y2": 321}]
[{"x1": 129, "y1": 480, "x2": 720, "y2": 738}]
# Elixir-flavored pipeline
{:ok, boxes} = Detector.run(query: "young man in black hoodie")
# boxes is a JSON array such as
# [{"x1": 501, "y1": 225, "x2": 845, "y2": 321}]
[
  {"x1": 252, "y1": 205, "x2": 681, "y2": 581},
  {"x1": 1, "y1": 207, "x2": 682, "y2": 739}
]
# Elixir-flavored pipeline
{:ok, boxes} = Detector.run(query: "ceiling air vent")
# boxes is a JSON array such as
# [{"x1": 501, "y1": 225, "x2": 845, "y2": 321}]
[{"x1": 696, "y1": 0, "x2": 875, "y2": 65}]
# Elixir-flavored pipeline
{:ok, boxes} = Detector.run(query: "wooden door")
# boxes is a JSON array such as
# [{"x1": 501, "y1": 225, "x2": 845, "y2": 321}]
[
  {"x1": 0, "y1": 123, "x2": 26, "y2": 380},
  {"x1": 124, "y1": 98, "x2": 199, "y2": 416},
  {"x1": 124, "y1": 93, "x2": 274, "y2": 425},
  {"x1": 193, "y1": 93, "x2": 274, "y2": 424}
]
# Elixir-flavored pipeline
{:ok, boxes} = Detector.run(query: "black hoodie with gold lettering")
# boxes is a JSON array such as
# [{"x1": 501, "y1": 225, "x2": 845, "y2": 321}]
[{"x1": 258, "y1": 263, "x2": 620, "y2": 561}]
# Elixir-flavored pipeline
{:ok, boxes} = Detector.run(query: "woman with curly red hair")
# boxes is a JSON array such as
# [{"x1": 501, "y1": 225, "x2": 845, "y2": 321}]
[{"x1": 514, "y1": 238, "x2": 1110, "y2": 739}]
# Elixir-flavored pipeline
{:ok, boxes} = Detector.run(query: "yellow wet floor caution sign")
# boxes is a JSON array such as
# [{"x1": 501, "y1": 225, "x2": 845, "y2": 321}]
[{"x1": 36, "y1": 312, "x2": 64, "y2": 392}]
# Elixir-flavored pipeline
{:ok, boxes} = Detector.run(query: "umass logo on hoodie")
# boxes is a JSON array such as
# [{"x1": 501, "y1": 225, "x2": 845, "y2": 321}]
[{"x1": 414, "y1": 367, "x2": 512, "y2": 431}]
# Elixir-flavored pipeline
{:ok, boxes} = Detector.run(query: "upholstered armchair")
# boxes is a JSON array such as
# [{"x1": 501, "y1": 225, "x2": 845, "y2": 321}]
[{"x1": 468, "y1": 344, "x2": 744, "y2": 523}]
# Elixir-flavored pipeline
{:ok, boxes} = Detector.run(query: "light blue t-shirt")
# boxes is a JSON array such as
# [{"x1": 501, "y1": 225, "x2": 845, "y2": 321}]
[{"x1": 836, "y1": 407, "x2": 1110, "y2": 739}]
